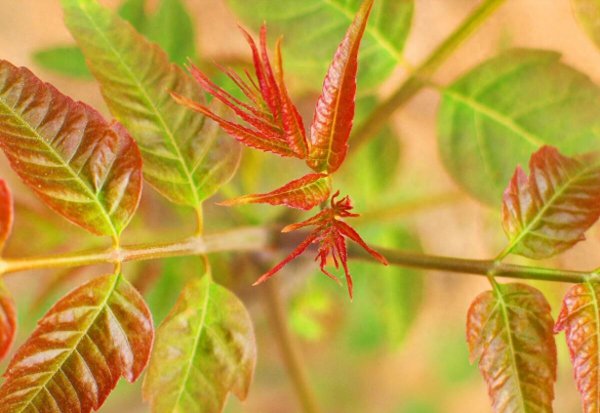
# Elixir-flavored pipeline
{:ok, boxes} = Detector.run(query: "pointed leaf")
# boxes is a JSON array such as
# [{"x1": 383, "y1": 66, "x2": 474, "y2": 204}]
[
  {"x1": 0, "y1": 273, "x2": 153, "y2": 412},
  {"x1": 307, "y1": 0, "x2": 374, "y2": 174},
  {"x1": 502, "y1": 146, "x2": 600, "y2": 259},
  {"x1": 143, "y1": 276, "x2": 256, "y2": 413},
  {"x1": 0, "y1": 280, "x2": 16, "y2": 361},
  {"x1": 226, "y1": 0, "x2": 414, "y2": 90},
  {"x1": 466, "y1": 283, "x2": 556, "y2": 413},
  {"x1": 555, "y1": 280, "x2": 600, "y2": 413},
  {"x1": 572, "y1": 0, "x2": 600, "y2": 51},
  {"x1": 219, "y1": 173, "x2": 331, "y2": 210},
  {"x1": 0, "y1": 60, "x2": 142, "y2": 238},
  {"x1": 0, "y1": 179, "x2": 13, "y2": 252},
  {"x1": 439, "y1": 49, "x2": 600, "y2": 204},
  {"x1": 63, "y1": 0, "x2": 241, "y2": 207}
]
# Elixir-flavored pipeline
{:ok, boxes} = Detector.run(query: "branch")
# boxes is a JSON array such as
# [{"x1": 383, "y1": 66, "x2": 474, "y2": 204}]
[
  {"x1": 0, "y1": 226, "x2": 269, "y2": 275},
  {"x1": 350, "y1": 0, "x2": 508, "y2": 152},
  {"x1": 349, "y1": 244, "x2": 590, "y2": 284}
]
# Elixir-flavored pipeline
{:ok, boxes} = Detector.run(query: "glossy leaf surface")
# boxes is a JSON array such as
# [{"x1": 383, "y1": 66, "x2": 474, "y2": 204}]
[
  {"x1": 502, "y1": 146, "x2": 600, "y2": 259},
  {"x1": 0, "y1": 60, "x2": 142, "y2": 237},
  {"x1": 63, "y1": 0, "x2": 240, "y2": 207},
  {"x1": 219, "y1": 173, "x2": 330, "y2": 210},
  {"x1": 307, "y1": 0, "x2": 374, "y2": 174},
  {"x1": 0, "y1": 273, "x2": 153, "y2": 412},
  {"x1": 467, "y1": 283, "x2": 556, "y2": 413},
  {"x1": 0, "y1": 179, "x2": 13, "y2": 252},
  {"x1": 555, "y1": 280, "x2": 600, "y2": 413},
  {"x1": 227, "y1": 0, "x2": 414, "y2": 90},
  {"x1": 143, "y1": 276, "x2": 256, "y2": 413},
  {"x1": 439, "y1": 49, "x2": 600, "y2": 204}
]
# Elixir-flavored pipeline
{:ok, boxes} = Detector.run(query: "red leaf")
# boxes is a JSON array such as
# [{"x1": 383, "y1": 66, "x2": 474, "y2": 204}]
[
  {"x1": 255, "y1": 191, "x2": 387, "y2": 298},
  {"x1": 555, "y1": 281, "x2": 600, "y2": 413},
  {"x1": 502, "y1": 145, "x2": 600, "y2": 259},
  {"x1": 0, "y1": 60, "x2": 143, "y2": 238},
  {"x1": 0, "y1": 179, "x2": 13, "y2": 252},
  {"x1": 180, "y1": 25, "x2": 308, "y2": 159},
  {"x1": 467, "y1": 283, "x2": 557, "y2": 412},
  {"x1": 219, "y1": 173, "x2": 330, "y2": 210},
  {"x1": 0, "y1": 281, "x2": 16, "y2": 361},
  {"x1": 306, "y1": 0, "x2": 374, "y2": 174},
  {"x1": 0, "y1": 273, "x2": 153, "y2": 412}
]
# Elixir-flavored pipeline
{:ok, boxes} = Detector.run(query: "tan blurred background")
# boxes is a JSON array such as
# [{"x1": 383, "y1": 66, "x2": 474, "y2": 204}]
[{"x1": 1, "y1": 0, "x2": 600, "y2": 412}]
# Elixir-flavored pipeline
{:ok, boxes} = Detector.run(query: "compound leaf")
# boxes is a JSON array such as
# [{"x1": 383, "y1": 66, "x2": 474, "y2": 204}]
[
  {"x1": 0, "y1": 273, "x2": 153, "y2": 412},
  {"x1": 439, "y1": 49, "x2": 600, "y2": 204},
  {"x1": 146, "y1": 0, "x2": 197, "y2": 65},
  {"x1": 502, "y1": 146, "x2": 600, "y2": 259},
  {"x1": 555, "y1": 280, "x2": 600, "y2": 413},
  {"x1": 307, "y1": 0, "x2": 374, "y2": 174},
  {"x1": 143, "y1": 276, "x2": 256, "y2": 413},
  {"x1": 0, "y1": 60, "x2": 143, "y2": 238},
  {"x1": 226, "y1": 0, "x2": 414, "y2": 90},
  {"x1": 219, "y1": 173, "x2": 331, "y2": 210},
  {"x1": 63, "y1": 0, "x2": 241, "y2": 208},
  {"x1": 467, "y1": 283, "x2": 556, "y2": 413}
]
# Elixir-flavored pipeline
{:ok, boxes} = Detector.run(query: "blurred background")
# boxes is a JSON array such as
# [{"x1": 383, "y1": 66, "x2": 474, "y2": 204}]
[{"x1": 1, "y1": 0, "x2": 600, "y2": 412}]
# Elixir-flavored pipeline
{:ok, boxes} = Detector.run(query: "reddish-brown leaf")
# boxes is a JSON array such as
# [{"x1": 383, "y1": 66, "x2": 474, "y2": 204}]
[
  {"x1": 0, "y1": 273, "x2": 153, "y2": 412},
  {"x1": 502, "y1": 145, "x2": 600, "y2": 259},
  {"x1": 555, "y1": 280, "x2": 600, "y2": 413},
  {"x1": 0, "y1": 60, "x2": 143, "y2": 238},
  {"x1": 219, "y1": 173, "x2": 330, "y2": 210},
  {"x1": 306, "y1": 0, "x2": 374, "y2": 174},
  {"x1": 179, "y1": 25, "x2": 308, "y2": 159},
  {"x1": 0, "y1": 180, "x2": 12, "y2": 252},
  {"x1": 0, "y1": 280, "x2": 16, "y2": 362},
  {"x1": 255, "y1": 191, "x2": 387, "y2": 298},
  {"x1": 467, "y1": 283, "x2": 556, "y2": 413}
]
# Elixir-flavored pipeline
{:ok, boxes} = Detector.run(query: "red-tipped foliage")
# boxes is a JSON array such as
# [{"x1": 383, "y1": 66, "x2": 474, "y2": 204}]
[
  {"x1": 254, "y1": 192, "x2": 388, "y2": 298},
  {"x1": 0, "y1": 179, "x2": 13, "y2": 252},
  {"x1": 176, "y1": 25, "x2": 307, "y2": 159},
  {"x1": 307, "y1": 0, "x2": 374, "y2": 173}
]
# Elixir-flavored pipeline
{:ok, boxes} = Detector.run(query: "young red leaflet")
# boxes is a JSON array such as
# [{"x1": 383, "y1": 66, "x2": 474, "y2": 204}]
[
  {"x1": 219, "y1": 173, "x2": 330, "y2": 210},
  {"x1": 0, "y1": 179, "x2": 13, "y2": 252},
  {"x1": 177, "y1": 25, "x2": 307, "y2": 159},
  {"x1": 307, "y1": 0, "x2": 374, "y2": 174},
  {"x1": 254, "y1": 192, "x2": 388, "y2": 298}
]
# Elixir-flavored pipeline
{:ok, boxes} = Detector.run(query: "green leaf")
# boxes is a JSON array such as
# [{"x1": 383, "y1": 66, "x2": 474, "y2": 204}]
[
  {"x1": 0, "y1": 273, "x2": 154, "y2": 412},
  {"x1": 0, "y1": 60, "x2": 143, "y2": 238},
  {"x1": 572, "y1": 0, "x2": 600, "y2": 51},
  {"x1": 467, "y1": 283, "x2": 557, "y2": 412},
  {"x1": 32, "y1": 46, "x2": 92, "y2": 79},
  {"x1": 502, "y1": 146, "x2": 600, "y2": 259},
  {"x1": 438, "y1": 49, "x2": 600, "y2": 204},
  {"x1": 143, "y1": 275, "x2": 256, "y2": 413},
  {"x1": 146, "y1": 0, "x2": 197, "y2": 65},
  {"x1": 555, "y1": 280, "x2": 600, "y2": 413},
  {"x1": 226, "y1": 0, "x2": 414, "y2": 90},
  {"x1": 63, "y1": 0, "x2": 241, "y2": 208}
]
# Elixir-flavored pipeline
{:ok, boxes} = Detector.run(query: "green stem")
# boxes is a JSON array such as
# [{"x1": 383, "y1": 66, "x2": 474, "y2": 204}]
[
  {"x1": 350, "y1": 0, "x2": 507, "y2": 151},
  {"x1": 349, "y1": 244, "x2": 590, "y2": 284},
  {"x1": 262, "y1": 279, "x2": 324, "y2": 413},
  {"x1": 0, "y1": 227, "x2": 269, "y2": 275}
]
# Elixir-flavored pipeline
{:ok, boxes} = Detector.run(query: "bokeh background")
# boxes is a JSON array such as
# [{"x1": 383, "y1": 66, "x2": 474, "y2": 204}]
[{"x1": 1, "y1": 1, "x2": 600, "y2": 412}]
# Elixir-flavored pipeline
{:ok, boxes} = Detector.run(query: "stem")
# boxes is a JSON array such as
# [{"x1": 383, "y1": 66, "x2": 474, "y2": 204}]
[
  {"x1": 349, "y1": 244, "x2": 590, "y2": 283},
  {"x1": 350, "y1": 0, "x2": 507, "y2": 151},
  {"x1": 0, "y1": 227, "x2": 269, "y2": 275},
  {"x1": 262, "y1": 279, "x2": 324, "y2": 413}
]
